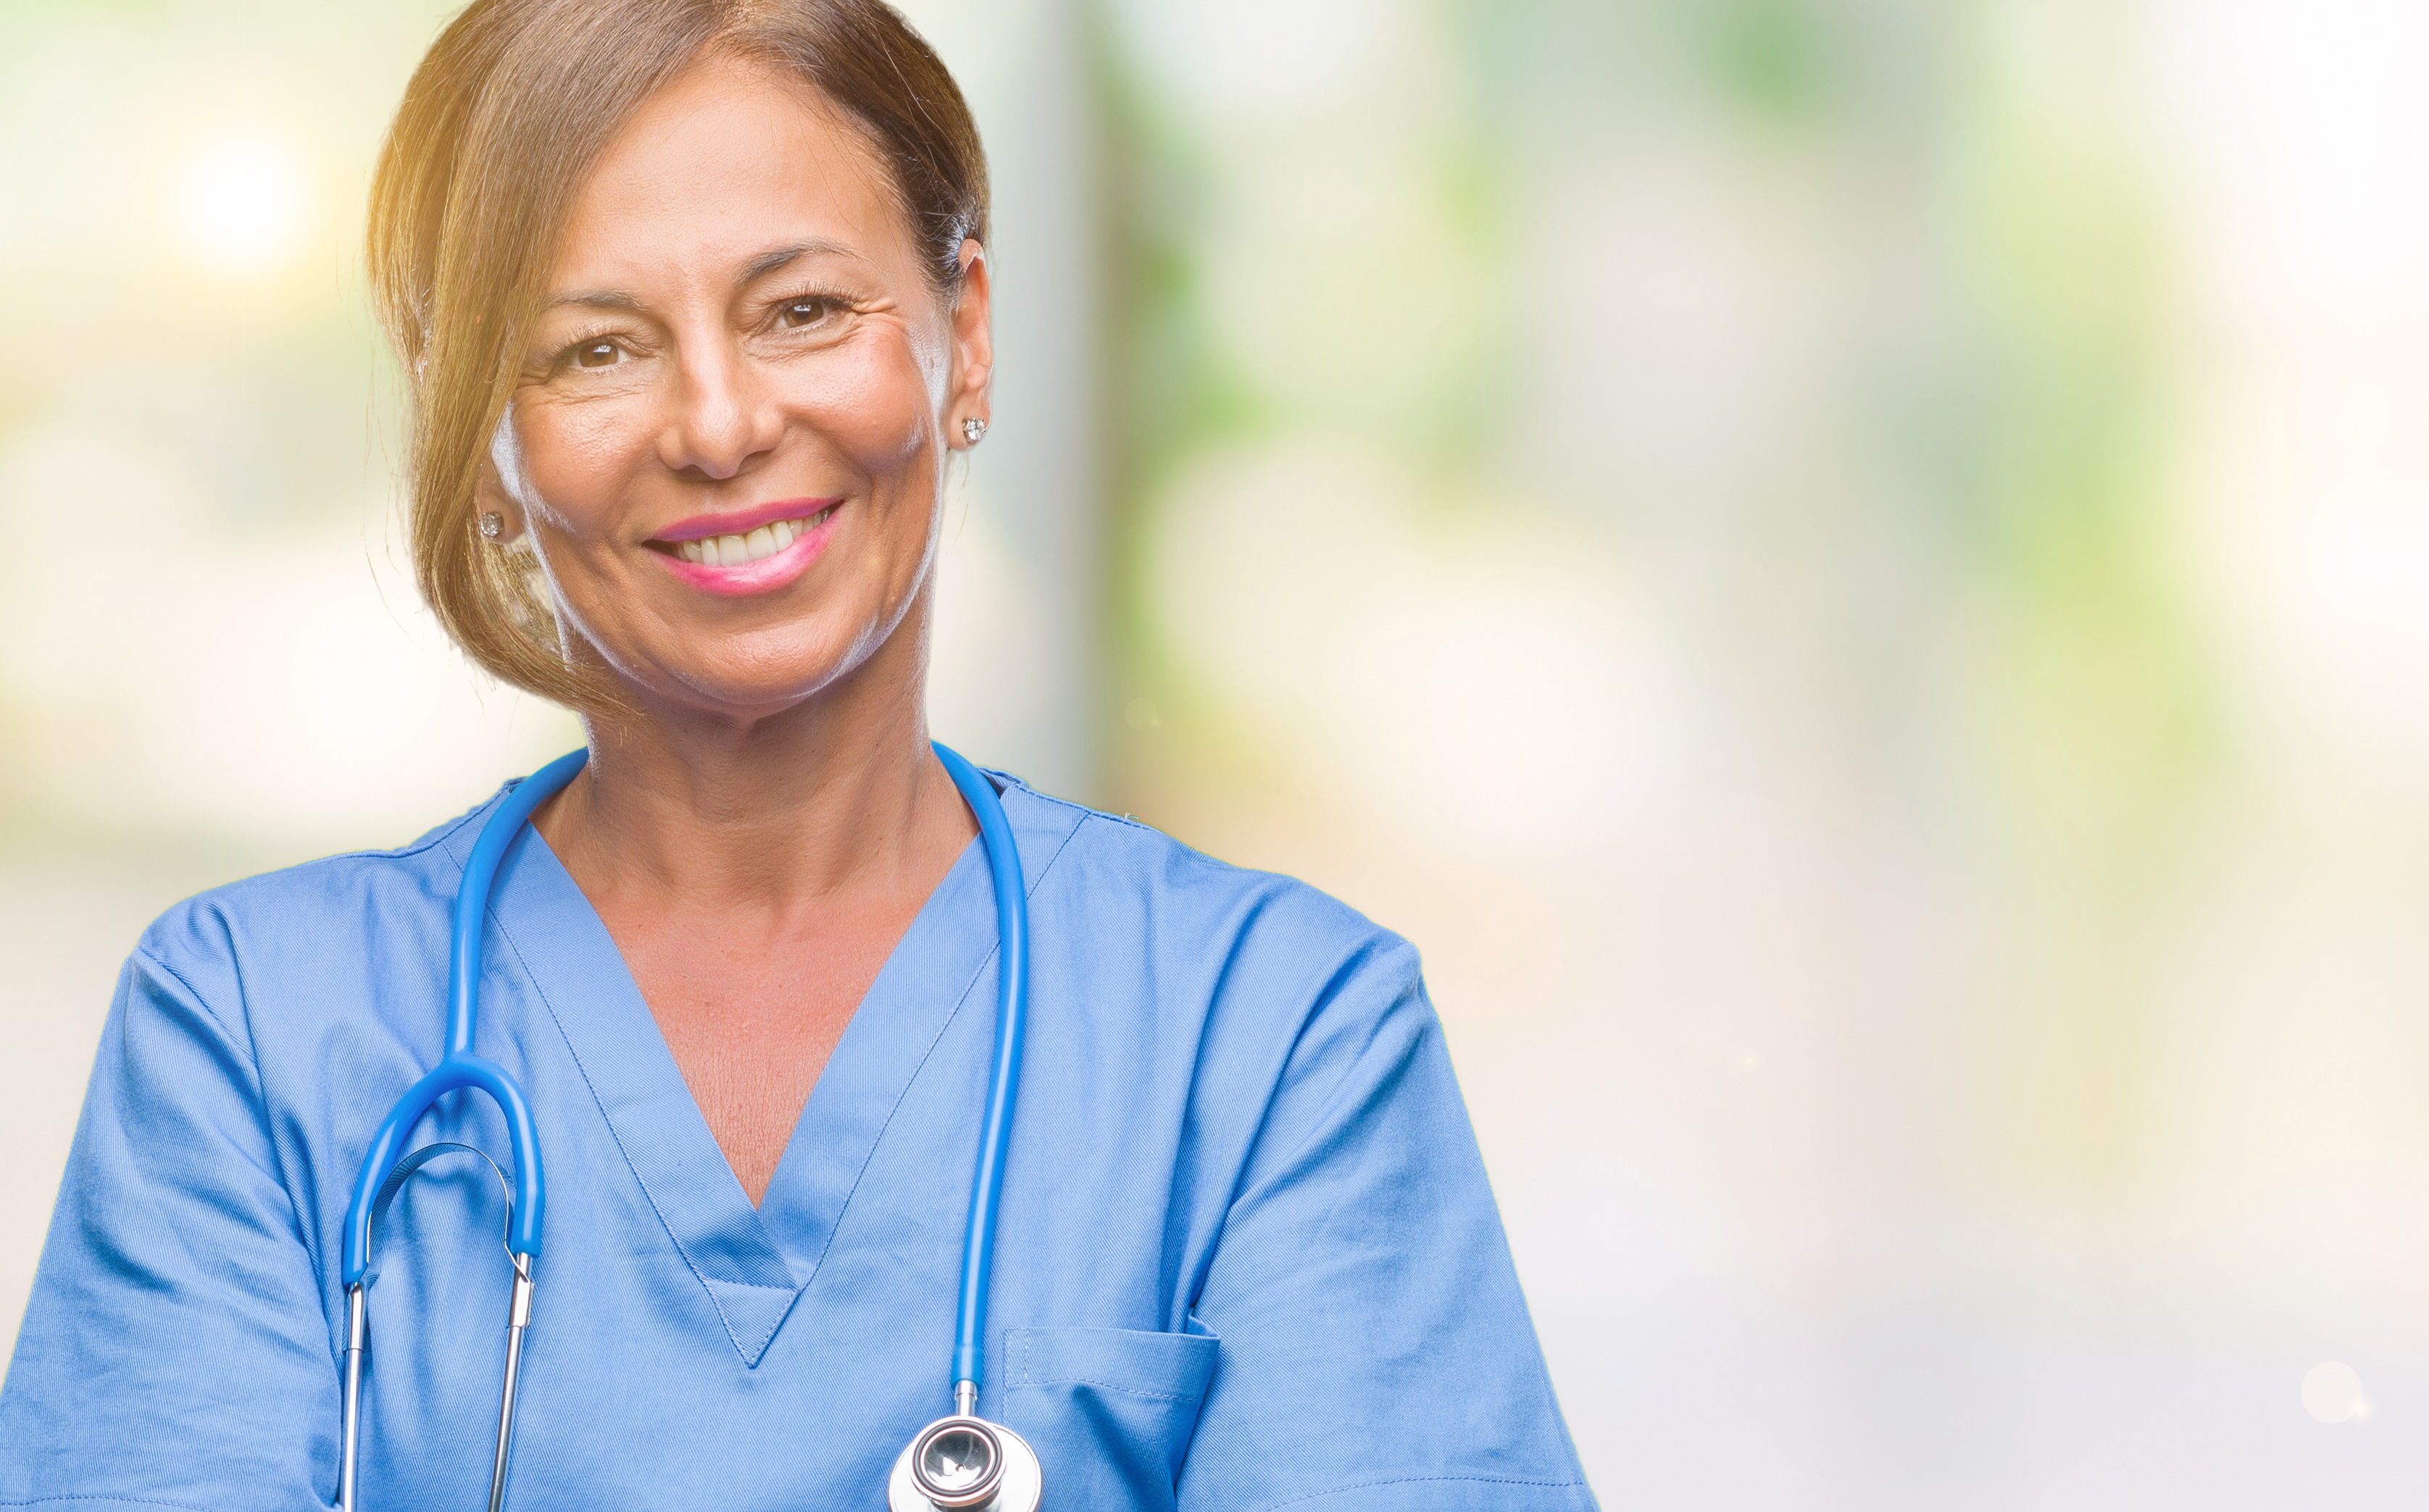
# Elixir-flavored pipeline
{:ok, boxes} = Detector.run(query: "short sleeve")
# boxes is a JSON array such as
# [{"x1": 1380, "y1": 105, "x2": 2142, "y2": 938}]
[
  {"x1": 1178, "y1": 951, "x2": 1599, "y2": 1512},
  {"x1": 0, "y1": 941, "x2": 336, "y2": 1511}
]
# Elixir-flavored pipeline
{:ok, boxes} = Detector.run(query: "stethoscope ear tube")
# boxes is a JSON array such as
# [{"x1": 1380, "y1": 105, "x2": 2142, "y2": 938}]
[
  {"x1": 333, "y1": 751, "x2": 587, "y2": 1511},
  {"x1": 338, "y1": 748, "x2": 587, "y2": 1287}
]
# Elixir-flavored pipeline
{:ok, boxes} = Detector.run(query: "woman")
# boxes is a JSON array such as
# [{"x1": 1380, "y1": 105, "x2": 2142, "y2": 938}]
[{"x1": 0, "y1": 2, "x2": 1594, "y2": 1508}]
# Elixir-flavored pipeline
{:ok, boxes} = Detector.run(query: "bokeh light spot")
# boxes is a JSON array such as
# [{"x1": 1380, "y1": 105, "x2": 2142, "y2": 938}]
[
  {"x1": 2302, "y1": 1362, "x2": 2369, "y2": 1424},
  {"x1": 174, "y1": 128, "x2": 309, "y2": 278}
]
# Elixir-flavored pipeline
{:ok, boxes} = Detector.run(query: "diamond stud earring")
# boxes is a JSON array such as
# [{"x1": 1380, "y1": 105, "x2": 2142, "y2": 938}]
[
  {"x1": 478, "y1": 512, "x2": 505, "y2": 541},
  {"x1": 961, "y1": 417, "x2": 987, "y2": 446}
]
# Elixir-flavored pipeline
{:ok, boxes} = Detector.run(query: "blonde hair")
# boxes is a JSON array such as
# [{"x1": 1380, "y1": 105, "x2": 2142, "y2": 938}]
[{"x1": 367, "y1": 0, "x2": 988, "y2": 709}]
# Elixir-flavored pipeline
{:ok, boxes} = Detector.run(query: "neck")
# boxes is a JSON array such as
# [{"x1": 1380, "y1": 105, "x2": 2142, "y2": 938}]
[{"x1": 534, "y1": 610, "x2": 975, "y2": 912}]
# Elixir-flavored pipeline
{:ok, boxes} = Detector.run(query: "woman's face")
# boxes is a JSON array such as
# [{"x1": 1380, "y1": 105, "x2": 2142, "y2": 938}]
[{"x1": 487, "y1": 52, "x2": 991, "y2": 727}]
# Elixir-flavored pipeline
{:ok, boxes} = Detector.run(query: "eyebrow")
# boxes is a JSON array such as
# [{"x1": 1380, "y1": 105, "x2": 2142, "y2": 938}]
[
  {"x1": 737, "y1": 239, "x2": 857, "y2": 284},
  {"x1": 543, "y1": 289, "x2": 649, "y2": 314},
  {"x1": 541, "y1": 240, "x2": 862, "y2": 314}
]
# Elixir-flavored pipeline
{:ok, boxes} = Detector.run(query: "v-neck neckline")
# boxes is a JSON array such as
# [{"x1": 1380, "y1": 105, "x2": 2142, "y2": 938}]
[{"x1": 457, "y1": 772, "x2": 1086, "y2": 1366}]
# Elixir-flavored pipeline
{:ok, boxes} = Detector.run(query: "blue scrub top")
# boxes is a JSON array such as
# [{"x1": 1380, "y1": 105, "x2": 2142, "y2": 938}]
[{"x1": 0, "y1": 771, "x2": 1596, "y2": 1511}]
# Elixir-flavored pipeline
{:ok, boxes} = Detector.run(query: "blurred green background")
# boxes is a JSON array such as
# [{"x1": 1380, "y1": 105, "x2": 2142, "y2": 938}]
[{"x1": 8, "y1": 0, "x2": 2429, "y2": 1503}]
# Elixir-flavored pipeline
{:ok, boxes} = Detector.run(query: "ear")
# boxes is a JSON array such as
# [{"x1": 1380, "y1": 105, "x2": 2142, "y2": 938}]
[
  {"x1": 472, "y1": 461, "x2": 530, "y2": 544},
  {"x1": 475, "y1": 410, "x2": 532, "y2": 543},
  {"x1": 946, "y1": 238, "x2": 993, "y2": 449}
]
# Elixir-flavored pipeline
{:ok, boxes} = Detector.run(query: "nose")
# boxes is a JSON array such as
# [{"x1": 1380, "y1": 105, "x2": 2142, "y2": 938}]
[{"x1": 659, "y1": 338, "x2": 780, "y2": 482}]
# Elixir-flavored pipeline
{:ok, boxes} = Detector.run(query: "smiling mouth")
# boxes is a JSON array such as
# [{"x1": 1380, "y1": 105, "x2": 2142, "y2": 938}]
[{"x1": 658, "y1": 504, "x2": 839, "y2": 567}]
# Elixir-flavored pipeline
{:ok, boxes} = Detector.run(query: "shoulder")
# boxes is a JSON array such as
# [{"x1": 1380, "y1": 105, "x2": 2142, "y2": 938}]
[
  {"x1": 996, "y1": 773, "x2": 1422, "y2": 1013},
  {"x1": 128, "y1": 786, "x2": 505, "y2": 1016}
]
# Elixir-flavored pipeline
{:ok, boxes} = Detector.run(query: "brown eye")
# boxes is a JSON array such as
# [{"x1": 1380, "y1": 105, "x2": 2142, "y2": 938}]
[
  {"x1": 574, "y1": 340, "x2": 620, "y2": 369},
  {"x1": 781, "y1": 297, "x2": 833, "y2": 327}
]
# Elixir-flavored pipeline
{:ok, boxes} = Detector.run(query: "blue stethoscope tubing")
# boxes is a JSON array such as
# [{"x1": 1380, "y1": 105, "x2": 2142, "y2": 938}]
[
  {"x1": 340, "y1": 746, "x2": 586, "y2": 1290},
  {"x1": 335, "y1": 741, "x2": 1031, "y2": 1511},
  {"x1": 933, "y1": 742, "x2": 1029, "y2": 1408}
]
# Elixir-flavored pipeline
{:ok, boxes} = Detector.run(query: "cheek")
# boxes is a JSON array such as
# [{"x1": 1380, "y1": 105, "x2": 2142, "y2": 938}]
[
  {"x1": 515, "y1": 397, "x2": 657, "y2": 521},
  {"x1": 786, "y1": 343, "x2": 938, "y2": 478}
]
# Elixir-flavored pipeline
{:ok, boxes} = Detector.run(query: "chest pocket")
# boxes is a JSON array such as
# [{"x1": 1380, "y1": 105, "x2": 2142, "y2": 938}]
[{"x1": 1002, "y1": 1324, "x2": 1220, "y2": 1511}]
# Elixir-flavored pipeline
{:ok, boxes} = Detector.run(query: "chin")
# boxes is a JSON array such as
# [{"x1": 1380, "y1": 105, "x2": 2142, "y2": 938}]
[
  {"x1": 573, "y1": 582, "x2": 917, "y2": 722},
  {"x1": 654, "y1": 635, "x2": 889, "y2": 719}
]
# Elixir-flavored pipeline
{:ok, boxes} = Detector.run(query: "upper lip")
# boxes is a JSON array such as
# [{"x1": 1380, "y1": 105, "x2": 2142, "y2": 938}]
[{"x1": 649, "y1": 497, "x2": 841, "y2": 544}]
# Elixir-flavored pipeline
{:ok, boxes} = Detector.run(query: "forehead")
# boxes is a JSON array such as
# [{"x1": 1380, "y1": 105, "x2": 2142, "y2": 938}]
[{"x1": 549, "y1": 53, "x2": 912, "y2": 291}]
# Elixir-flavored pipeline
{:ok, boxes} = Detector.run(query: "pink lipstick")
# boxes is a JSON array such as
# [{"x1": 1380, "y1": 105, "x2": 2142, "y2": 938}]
[{"x1": 649, "y1": 497, "x2": 843, "y2": 597}]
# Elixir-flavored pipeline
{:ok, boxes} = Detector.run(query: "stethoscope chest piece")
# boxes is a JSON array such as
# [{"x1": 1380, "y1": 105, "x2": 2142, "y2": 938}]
[{"x1": 889, "y1": 1415, "x2": 1043, "y2": 1512}]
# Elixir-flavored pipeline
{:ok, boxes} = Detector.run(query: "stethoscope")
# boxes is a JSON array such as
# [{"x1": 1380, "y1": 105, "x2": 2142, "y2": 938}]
[{"x1": 336, "y1": 743, "x2": 1043, "y2": 1512}]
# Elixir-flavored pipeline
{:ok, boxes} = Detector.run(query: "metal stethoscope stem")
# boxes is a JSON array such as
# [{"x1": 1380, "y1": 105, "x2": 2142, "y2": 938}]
[
  {"x1": 339, "y1": 1285, "x2": 365, "y2": 1511},
  {"x1": 336, "y1": 1261, "x2": 531, "y2": 1512},
  {"x1": 336, "y1": 1266, "x2": 535, "y2": 1512},
  {"x1": 488, "y1": 1253, "x2": 537, "y2": 1512},
  {"x1": 337, "y1": 1135, "x2": 542, "y2": 1512}
]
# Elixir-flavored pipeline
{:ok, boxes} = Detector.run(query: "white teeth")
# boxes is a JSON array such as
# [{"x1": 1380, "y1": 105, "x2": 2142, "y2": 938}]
[{"x1": 672, "y1": 509, "x2": 829, "y2": 568}]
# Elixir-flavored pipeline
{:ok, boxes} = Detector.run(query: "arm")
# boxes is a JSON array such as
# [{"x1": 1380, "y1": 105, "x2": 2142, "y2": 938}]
[
  {"x1": 0, "y1": 941, "x2": 338, "y2": 1511},
  {"x1": 1178, "y1": 949, "x2": 1598, "y2": 1512}
]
